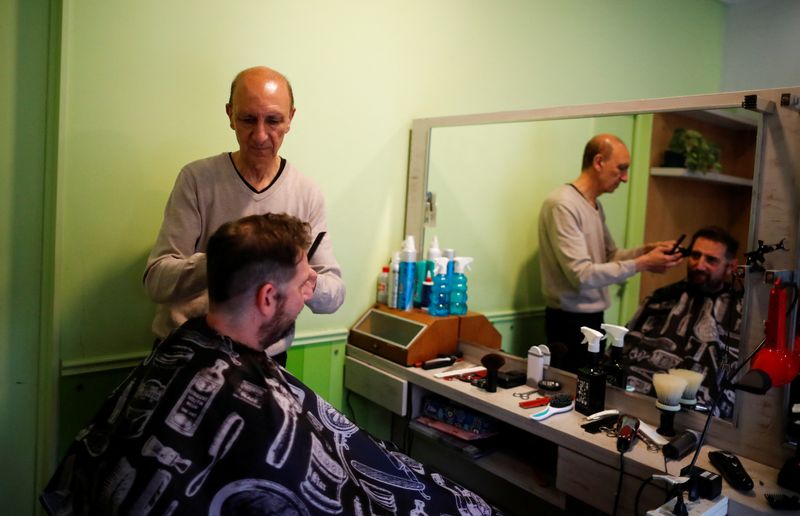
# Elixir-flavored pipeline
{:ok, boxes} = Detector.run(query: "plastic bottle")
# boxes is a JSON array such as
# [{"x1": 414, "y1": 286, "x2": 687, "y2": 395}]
[
  {"x1": 376, "y1": 266, "x2": 389, "y2": 305},
  {"x1": 601, "y1": 323, "x2": 628, "y2": 389},
  {"x1": 397, "y1": 236, "x2": 417, "y2": 311},
  {"x1": 413, "y1": 259, "x2": 427, "y2": 308},
  {"x1": 428, "y1": 257, "x2": 450, "y2": 316},
  {"x1": 388, "y1": 251, "x2": 400, "y2": 309},
  {"x1": 415, "y1": 237, "x2": 442, "y2": 308},
  {"x1": 448, "y1": 257, "x2": 473, "y2": 315},
  {"x1": 421, "y1": 270, "x2": 433, "y2": 310},
  {"x1": 444, "y1": 248, "x2": 456, "y2": 286},
  {"x1": 575, "y1": 326, "x2": 606, "y2": 416},
  {"x1": 427, "y1": 236, "x2": 442, "y2": 275}
]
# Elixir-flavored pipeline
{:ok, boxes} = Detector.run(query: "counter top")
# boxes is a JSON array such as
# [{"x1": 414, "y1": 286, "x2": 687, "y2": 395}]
[{"x1": 346, "y1": 344, "x2": 797, "y2": 515}]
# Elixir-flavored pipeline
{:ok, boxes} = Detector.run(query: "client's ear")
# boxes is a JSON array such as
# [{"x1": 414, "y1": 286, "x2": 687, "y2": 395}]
[{"x1": 256, "y1": 283, "x2": 278, "y2": 316}]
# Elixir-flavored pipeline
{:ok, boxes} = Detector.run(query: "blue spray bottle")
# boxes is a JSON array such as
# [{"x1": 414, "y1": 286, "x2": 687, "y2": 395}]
[
  {"x1": 428, "y1": 257, "x2": 450, "y2": 316},
  {"x1": 449, "y1": 257, "x2": 473, "y2": 316},
  {"x1": 397, "y1": 236, "x2": 417, "y2": 311}
]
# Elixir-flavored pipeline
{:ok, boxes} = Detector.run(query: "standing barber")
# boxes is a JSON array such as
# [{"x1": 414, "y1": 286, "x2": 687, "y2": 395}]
[
  {"x1": 538, "y1": 134, "x2": 680, "y2": 372},
  {"x1": 144, "y1": 66, "x2": 345, "y2": 365}
]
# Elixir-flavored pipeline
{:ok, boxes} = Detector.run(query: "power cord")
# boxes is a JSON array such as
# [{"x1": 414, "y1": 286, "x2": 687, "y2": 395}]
[
  {"x1": 633, "y1": 475, "x2": 659, "y2": 516},
  {"x1": 612, "y1": 451, "x2": 626, "y2": 515}
]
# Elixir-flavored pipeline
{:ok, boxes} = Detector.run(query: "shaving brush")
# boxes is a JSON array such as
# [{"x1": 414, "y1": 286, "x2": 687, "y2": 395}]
[
  {"x1": 668, "y1": 368, "x2": 705, "y2": 408},
  {"x1": 481, "y1": 353, "x2": 505, "y2": 393},
  {"x1": 652, "y1": 373, "x2": 687, "y2": 437}
]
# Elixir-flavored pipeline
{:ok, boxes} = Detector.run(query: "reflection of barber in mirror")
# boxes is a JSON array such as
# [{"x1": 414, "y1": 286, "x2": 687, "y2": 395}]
[
  {"x1": 624, "y1": 226, "x2": 742, "y2": 419},
  {"x1": 539, "y1": 133, "x2": 683, "y2": 373}
]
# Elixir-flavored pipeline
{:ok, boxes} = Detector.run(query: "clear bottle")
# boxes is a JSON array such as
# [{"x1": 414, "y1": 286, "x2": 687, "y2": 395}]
[
  {"x1": 376, "y1": 266, "x2": 389, "y2": 305},
  {"x1": 448, "y1": 257, "x2": 473, "y2": 316},
  {"x1": 575, "y1": 327, "x2": 606, "y2": 416},
  {"x1": 428, "y1": 257, "x2": 450, "y2": 316},
  {"x1": 388, "y1": 251, "x2": 400, "y2": 309}
]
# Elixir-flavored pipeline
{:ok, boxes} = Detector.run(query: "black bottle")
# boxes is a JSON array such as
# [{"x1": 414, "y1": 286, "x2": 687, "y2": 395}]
[
  {"x1": 601, "y1": 323, "x2": 627, "y2": 388},
  {"x1": 575, "y1": 327, "x2": 606, "y2": 416}
]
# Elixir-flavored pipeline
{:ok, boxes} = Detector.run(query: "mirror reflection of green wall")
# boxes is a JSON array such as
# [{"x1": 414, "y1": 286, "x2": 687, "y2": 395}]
[{"x1": 424, "y1": 116, "x2": 637, "y2": 352}]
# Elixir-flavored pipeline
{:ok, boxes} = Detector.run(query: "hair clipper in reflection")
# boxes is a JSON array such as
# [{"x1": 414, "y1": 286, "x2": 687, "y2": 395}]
[
  {"x1": 167, "y1": 359, "x2": 229, "y2": 436},
  {"x1": 575, "y1": 327, "x2": 606, "y2": 416},
  {"x1": 652, "y1": 372, "x2": 687, "y2": 437}
]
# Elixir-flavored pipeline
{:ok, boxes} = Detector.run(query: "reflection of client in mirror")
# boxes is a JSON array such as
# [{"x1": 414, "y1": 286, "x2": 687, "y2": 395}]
[
  {"x1": 625, "y1": 226, "x2": 741, "y2": 419},
  {"x1": 539, "y1": 134, "x2": 682, "y2": 373}
]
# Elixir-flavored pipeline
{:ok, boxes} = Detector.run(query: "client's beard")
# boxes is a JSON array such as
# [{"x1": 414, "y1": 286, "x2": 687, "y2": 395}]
[
  {"x1": 687, "y1": 269, "x2": 723, "y2": 294},
  {"x1": 258, "y1": 300, "x2": 297, "y2": 350}
]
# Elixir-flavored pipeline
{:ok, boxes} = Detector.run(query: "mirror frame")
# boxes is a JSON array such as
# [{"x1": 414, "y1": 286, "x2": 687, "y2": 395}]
[{"x1": 404, "y1": 87, "x2": 800, "y2": 469}]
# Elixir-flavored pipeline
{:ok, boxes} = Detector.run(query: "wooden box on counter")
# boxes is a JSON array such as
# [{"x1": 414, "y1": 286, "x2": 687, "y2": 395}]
[{"x1": 348, "y1": 304, "x2": 501, "y2": 366}]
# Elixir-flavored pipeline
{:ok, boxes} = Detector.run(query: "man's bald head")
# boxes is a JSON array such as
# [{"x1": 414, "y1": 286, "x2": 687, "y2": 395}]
[
  {"x1": 228, "y1": 66, "x2": 294, "y2": 110},
  {"x1": 581, "y1": 134, "x2": 626, "y2": 171}
]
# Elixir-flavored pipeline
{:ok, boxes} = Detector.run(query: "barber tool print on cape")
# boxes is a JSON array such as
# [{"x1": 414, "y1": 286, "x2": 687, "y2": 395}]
[
  {"x1": 128, "y1": 468, "x2": 172, "y2": 516},
  {"x1": 432, "y1": 472, "x2": 492, "y2": 515},
  {"x1": 186, "y1": 412, "x2": 244, "y2": 497},
  {"x1": 119, "y1": 345, "x2": 196, "y2": 439},
  {"x1": 209, "y1": 479, "x2": 311, "y2": 516},
  {"x1": 299, "y1": 433, "x2": 347, "y2": 513},
  {"x1": 141, "y1": 436, "x2": 192, "y2": 474},
  {"x1": 265, "y1": 377, "x2": 303, "y2": 468},
  {"x1": 167, "y1": 359, "x2": 229, "y2": 436},
  {"x1": 181, "y1": 329, "x2": 242, "y2": 366}
]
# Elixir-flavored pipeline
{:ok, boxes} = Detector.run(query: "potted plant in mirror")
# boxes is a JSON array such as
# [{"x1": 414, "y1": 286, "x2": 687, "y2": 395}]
[{"x1": 663, "y1": 128, "x2": 722, "y2": 173}]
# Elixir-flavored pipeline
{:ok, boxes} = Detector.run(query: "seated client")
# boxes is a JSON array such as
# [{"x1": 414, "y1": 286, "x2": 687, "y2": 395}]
[
  {"x1": 41, "y1": 213, "x2": 501, "y2": 516},
  {"x1": 624, "y1": 226, "x2": 741, "y2": 419}
]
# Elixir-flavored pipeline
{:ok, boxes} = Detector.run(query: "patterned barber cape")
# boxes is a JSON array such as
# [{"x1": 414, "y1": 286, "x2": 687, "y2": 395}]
[
  {"x1": 624, "y1": 281, "x2": 742, "y2": 419},
  {"x1": 41, "y1": 317, "x2": 501, "y2": 516}
]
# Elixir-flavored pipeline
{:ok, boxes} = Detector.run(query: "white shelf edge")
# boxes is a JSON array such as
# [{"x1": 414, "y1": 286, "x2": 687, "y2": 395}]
[{"x1": 650, "y1": 167, "x2": 753, "y2": 187}]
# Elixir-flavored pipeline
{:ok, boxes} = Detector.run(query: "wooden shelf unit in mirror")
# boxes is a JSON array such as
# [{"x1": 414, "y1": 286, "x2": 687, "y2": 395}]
[{"x1": 640, "y1": 110, "x2": 758, "y2": 301}]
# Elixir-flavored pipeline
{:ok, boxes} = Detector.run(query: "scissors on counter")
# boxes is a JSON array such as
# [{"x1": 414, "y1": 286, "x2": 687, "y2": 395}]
[{"x1": 512, "y1": 389, "x2": 538, "y2": 400}]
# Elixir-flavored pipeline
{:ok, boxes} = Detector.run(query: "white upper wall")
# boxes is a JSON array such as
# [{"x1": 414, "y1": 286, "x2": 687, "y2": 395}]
[{"x1": 722, "y1": 0, "x2": 800, "y2": 89}]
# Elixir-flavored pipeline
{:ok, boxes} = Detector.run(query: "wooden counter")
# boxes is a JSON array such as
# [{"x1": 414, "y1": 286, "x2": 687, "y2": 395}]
[{"x1": 345, "y1": 343, "x2": 796, "y2": 515}]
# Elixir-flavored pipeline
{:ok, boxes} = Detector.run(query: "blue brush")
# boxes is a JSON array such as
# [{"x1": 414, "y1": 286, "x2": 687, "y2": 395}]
[{"x1": 531, "y1": 394, "x2": 574, "y2": 421}]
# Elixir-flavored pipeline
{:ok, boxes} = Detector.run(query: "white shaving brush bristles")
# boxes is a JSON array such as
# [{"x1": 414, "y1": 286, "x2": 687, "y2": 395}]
[
  {"x1": 669, "y1": 368, "x2": 705, "y2": 406},
  {"x1": 652, "y1": 373, "x2": 687, "y2": 412}
]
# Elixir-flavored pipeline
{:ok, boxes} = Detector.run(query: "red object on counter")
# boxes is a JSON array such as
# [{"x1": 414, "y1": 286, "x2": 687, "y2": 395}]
[{"x1": 752, "y1": 278, "x2": 800, "y2": 387}]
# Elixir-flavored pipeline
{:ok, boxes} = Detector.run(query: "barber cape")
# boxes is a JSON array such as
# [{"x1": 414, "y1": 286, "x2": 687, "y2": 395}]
[
  {"x1": 42, "y1": 317, "x2": 500, "y2": 516},
  {"x1": 624, "y1": 281, "x2": 742, "y2": 419}
]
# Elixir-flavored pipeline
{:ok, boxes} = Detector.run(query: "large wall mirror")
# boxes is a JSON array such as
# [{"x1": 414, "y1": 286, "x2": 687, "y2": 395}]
[{"x1": 404, "y1": 91, "x2": 792, "y2": 440}]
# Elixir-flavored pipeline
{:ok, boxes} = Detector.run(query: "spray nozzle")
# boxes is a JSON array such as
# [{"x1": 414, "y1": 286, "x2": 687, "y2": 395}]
[
  {"x1": 428, "y1": 236, "x2": 442, "y2": 260},
  {"x1": 453, "y1": 257, "x2": 473, "y2": 273},
  {"x1": 401, "y1": 235, "x2": 417, "y2": 261},
  {"x1": 601, "y1": 323, "x2": 628, "y2": 348},
  {"x1": 433, "y1": 257, "x2": 449, "y2": 275},
  {"x1": 580, "y1": 326, "x2": 603, "y2": 353}
]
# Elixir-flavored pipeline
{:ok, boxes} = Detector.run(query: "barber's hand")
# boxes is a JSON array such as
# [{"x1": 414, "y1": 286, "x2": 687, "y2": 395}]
[
  {"x1": 642, "y1": 240, "x2": 677, "y2": 254},
  {"x1": 635, "y1": 243, "x2": 683, "y2": 273}
]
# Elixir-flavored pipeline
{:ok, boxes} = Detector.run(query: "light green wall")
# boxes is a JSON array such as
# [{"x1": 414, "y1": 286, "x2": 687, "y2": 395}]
[
  {"x1": 1, "y1": 0, "x2": 59, "y2": 514},
  {"x1": 54, "y1": 0, "x2": 725, "y2": 365},
  {"x1": 2, "y1": 1, "x2": 729, "y2": 513}
]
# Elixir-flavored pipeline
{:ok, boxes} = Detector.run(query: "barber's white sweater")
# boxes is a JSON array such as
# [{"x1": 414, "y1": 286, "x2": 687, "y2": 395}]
[
  {"x1": 144, "y1": 153, "x2": 345, "y2": 352},
  {"x1": 538, "y1": 184, "x2": 641, "y2": 313}
]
